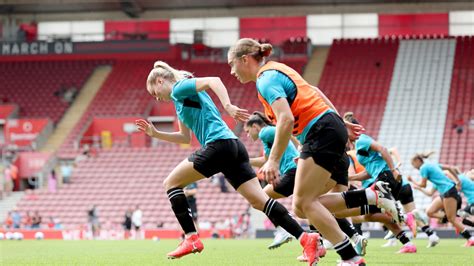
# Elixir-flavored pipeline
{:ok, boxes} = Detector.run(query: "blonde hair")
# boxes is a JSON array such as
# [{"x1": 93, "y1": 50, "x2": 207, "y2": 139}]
[
  {"x1": 343, "y1": 111, "x2": 359, "y2": 124},
  {"x1": 228, "y1": 38, "x2": 273, "y2": 63},
  {"x1": 343, "y1": 112, "x2": 354, "y2": 122},
  {"x1": 147, "y1": 61, "x2": 193, "y2": 87},
  {"x1": 411, "y1": 151, "x2": 436, "y2": 162}
]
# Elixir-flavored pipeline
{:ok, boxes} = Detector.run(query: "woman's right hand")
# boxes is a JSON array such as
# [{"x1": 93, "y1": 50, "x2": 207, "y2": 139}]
[
  {"x1": 225, "y1": 104, "x2": 250, "y2": 123},
  {"x1": 135, "y1": 119, "x2": 156, "y2": 137}
]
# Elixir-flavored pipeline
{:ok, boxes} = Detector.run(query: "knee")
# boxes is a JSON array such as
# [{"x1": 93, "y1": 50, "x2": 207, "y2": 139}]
[
  {"x1": 293, "y1": 208, "x2": 305, "y2": 219},
  {"x1": 426, "y1": 210, "x2": 436, "y2": 218},
  {"x1": 293, "y1": 198, "x2": 312, "y2": 218},
  {"x1": 292, "y1": 198, "x2": 303, "y2": 217},
  {"x1": 163, "y1": 177, "x2": 173, "y2": 191}
]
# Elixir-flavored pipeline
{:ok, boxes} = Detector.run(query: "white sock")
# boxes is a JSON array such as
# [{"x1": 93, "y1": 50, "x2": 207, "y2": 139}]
[
  {"x1": 404, "y1": 241, "x2": 413, "y2": 246},
  {"x1": 365, "y1": 188, "x2": 377, "y2": 205},
  {"x1": 185, "y1": 232, "x2": 198, "y2": 238}
]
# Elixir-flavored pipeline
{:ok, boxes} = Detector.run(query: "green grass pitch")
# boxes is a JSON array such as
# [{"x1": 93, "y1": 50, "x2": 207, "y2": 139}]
[{"x1": 1, "y1": 239, "x2": 472, "y2": 265}]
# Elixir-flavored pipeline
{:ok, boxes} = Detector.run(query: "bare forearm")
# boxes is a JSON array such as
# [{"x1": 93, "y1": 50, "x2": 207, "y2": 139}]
[
  {"x1": 349, "y1": 172, "x2": 370, "y2": 181},
  {"x1": 411, "y1": 179, "x2": 425, "y2": 188},
  {"x1": 250, "y1": 156, "x2": 267, "y2": 168},
  {"x1": 269, "y1": 118, "x2": 293, "y2": 163},
  {"x1": 152, "y1": 131, "x2": 190, "y2": 144},
  {"x1": 445, "y1": 171, "x2": 461, "y2": 185},
  {"x1": 290, "y1": 135, "x2": 301, "y2": 149},
  {"x1": 209, "y1": 79, "x2": 232, "y2": 109},
  {"x1": 418, "y1": 187, "x2": 434, "y2": 196},
  {"x1": 380, "y1": 148, "x2": 396, "y2": 170}
]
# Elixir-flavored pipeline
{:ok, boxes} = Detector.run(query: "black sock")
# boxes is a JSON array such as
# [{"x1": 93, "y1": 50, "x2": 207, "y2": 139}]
[
  {"x1": 441, "y1": 215, "x2": 448, "y2": 224},
  {"x1": 167, "y1": 188, "x2": 196, "y2": 235},
  {"x1": 360, "y1": 205, "x2": 382, "y2": 215},
  {"x1": 336, "y1": 218, "x2": 358, "y2": 238},
  {"x1": 309, "y1": 224, "x2": 318, "y2": 233},
  {"x1": 460, "y1": 229, "x2": 472, "y2": 240},
  {"x1": 353, "y1": 223, "x2": 363, "y2": 235},
  {"x1": 382, "y1": 225, "x2": 388, "y2": 233},
  {"x1": 462, "y1": 218, "x2": 474, "y2": 227},
  {"x1": 421, "y1": 225, "x2": 434, "y2": 236},
  {"x1": 396, "y1": 231, "x2": 410, "y2": 245},
  {"x1": 343, "y1": 190, "x2": 368, "y2": 208},
  {"x1": 334, "y1": 236, "x2": 358, "y2": 260},
  {"x1": 264, "y1": 199, "x2": 304, "y2": 239},
  {"x1": 308, "y1": 224, "x2": 325, "y2": 245}
]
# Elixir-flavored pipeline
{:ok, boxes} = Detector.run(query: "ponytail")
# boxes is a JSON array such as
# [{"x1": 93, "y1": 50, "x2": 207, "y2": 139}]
[
  {"x1": 412, "y1": 151, "x2": 436, "y2": 163},
  {"x1": 246, "y1": 111, "x2": 273, "y2": 127},
  {"x1": 228, "y1": 38, "x2": 273, "y2": 63},
  {"x1": 259, "y1": 43, "x2": 273, "y2": 58},
  {"x1": 147, "y1": 61, "x2": 193, "y2": 87}
]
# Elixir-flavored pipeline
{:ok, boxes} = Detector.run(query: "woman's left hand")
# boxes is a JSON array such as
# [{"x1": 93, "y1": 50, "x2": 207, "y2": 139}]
[{"x1": 225, "y1": 104, "x2": 250, "y2": 123}]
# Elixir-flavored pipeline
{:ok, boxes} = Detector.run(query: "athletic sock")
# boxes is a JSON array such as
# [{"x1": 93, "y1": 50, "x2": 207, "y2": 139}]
[
  {"x1": 365, "y1": 188, "x2": 377, "y2": 205},
  {"x1": 360, "y1": 205, "x2": 382, "y2": 215},
  {"x1": 167, "y1": 188, "x2": 196, "y2": 234},
  {"x1": 462, "y1": 218, "x2": 474, "y2": 227},
  {"x1": 342, "y1": 189, "x2": 369, "y2": 208},
  {"x1": 353, "y1": 223, "x2": 363, "y2": 235},
  {"x1": 460, "y1": 229, "x2": 472, "y2": 240},
  {"x1": 334, "y1": 236, "x2": 358, "y2": 260},
  {"x1": 396, "y1": 231, "x2": 410, "y2": 245},
  {"x1": 421, "y1": 225, "x2": 434, "y2": 236},
  {"x1": 264, "y1": 198, "x2": 304, "y2": 239},
  {"x1": 336, "y1": 218, "x2": 358, "y2": 238}
]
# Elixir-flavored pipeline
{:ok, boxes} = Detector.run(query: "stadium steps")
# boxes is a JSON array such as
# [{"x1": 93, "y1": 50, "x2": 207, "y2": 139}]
[
  {"x1": 41, "y1": 65, "x2": 113, "y2": 153},
  {"x1": 303, "y1": 46, "x2": 330, "y2": 86},
  {"x1": 377, "y1": 39, "x2": 456, "y2": 209},
  {"x1": 317, "y1": 38, "x2": 399, "y2": 137},
  {"x1": 0, "y1": 192, "x2": 25, "y2": 222},
  {"x1": 440, "y1": 36, "x2": 474, "y2": 170}
]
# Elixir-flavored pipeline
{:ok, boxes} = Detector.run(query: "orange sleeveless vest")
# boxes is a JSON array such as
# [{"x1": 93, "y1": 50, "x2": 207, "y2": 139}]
[
  {"x1": 347, "y1": 150, "x2": 366, "y2": 174},
  {"x1": 256, "y1": 61, "x2": 330, "y2": 135}
]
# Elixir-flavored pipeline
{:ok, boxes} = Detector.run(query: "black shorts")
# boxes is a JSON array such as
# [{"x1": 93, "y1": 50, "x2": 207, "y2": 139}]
[
  {"x1": 463, "y1": 203, "x2": 474, "y2": 215},
  {"x1": 300, "y1": 112, "x2": 349, "y2": 185},
  {"x1": 398, "y1": 184, "x2": 414, "y2": 205},
  {"x1": 188, "y1": 138, "x2": 256, "y2": 189},
  {"x1": 439, "y1": 186, "x2": 462, "y2": 210},
  {"x1": 368, "y1": 171, "x2": 402, "y2": 200},
  {"x1": 441, "y1": 186, "x2": 458, "y2": 200},
  {"x1": 273, "y1": 168, "x2": 296, "y2": 197}
]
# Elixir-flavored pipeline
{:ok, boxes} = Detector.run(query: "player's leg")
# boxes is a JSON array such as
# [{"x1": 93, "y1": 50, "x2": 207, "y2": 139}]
[{"x1": 164, "y1": 158, "x2": 207, "y2": 259}]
